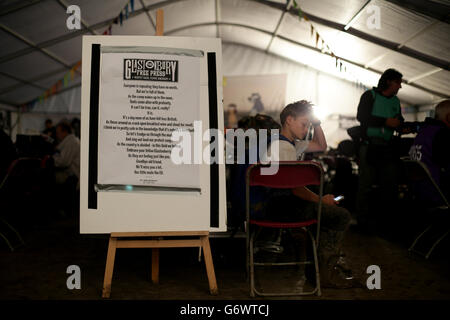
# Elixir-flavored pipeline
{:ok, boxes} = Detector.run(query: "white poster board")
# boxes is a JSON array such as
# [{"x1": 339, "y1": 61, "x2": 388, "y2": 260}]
[
  {"x1": 98, "y1": 47, "x2": 201, "y2": 189},
  {"x1": 80, "y1": 36, "x2": 226, "y2": 234}
]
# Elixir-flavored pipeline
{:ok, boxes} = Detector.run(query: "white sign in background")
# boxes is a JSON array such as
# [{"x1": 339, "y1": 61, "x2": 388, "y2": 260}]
[{"x1": 98, "y1": 51, "x2": 201, "y2": 189}]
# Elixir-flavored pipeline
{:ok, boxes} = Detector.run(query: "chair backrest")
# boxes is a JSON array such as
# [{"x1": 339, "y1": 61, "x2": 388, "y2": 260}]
[
  {"x1": 0, "y1": 157, "x2": 42, "y2": 190},
  {"x1": 246, "y1": 161, "x2": 323, "y2": 189},
  {"x1": 400, "y1": 158, "x2": 449, "y2": 207}
]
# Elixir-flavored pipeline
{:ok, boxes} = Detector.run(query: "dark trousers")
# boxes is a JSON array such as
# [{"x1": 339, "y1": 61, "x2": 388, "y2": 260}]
[{"x1": 356, "y1": 143, "x2": 398, "y2": 228}]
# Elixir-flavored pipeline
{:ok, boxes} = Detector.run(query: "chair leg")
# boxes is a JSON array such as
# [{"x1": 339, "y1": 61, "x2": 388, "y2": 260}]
[
  {"x1": 425, "y1": 228, "x2": 450, "y2": 259},
  {"x1": 308, "y1": 229, "x2": 321, "y2": 296},
  {"x1": 0, "y1": 218, "x2": 25, "y2": 251},
  {"x1": 249, "y1": 230, "x2": 256, "y2": 297},
  {"x1": 409, "y1": 224, "x2": 432, "y2": 253}
]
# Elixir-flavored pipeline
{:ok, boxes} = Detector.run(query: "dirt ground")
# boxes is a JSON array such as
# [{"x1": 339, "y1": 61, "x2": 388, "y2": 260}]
[{"x1": 0, "y1": 214, "x2": 449, "y2": 300}]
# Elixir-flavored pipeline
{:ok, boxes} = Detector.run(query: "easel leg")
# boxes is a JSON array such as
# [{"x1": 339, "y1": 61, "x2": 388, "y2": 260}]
[
  {"x1": 102, "y1": 237, "x2": 117, "y2": 298},
  {"x1": 152, "y1": 248, "x2": 159, "y2": 284},
  {"x1": 201, "y1": 236, "x2": 218, "y2": 295}
]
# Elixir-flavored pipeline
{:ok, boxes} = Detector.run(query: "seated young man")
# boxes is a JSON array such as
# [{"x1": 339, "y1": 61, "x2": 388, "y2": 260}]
[{"x1": 265, "y1": 100, "x2": 357, "y2": 288}]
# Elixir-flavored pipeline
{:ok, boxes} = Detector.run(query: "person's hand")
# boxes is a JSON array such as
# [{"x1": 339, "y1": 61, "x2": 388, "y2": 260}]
[
  {"x1": 322, "y1": 194, "x2": 337, "y2": 206},
  {"x1": 385, "y1": 117, "x2": 401, "y2": 128},
  {"x1": 310, "y1": 115, "x2": 321, "y2": 127}
]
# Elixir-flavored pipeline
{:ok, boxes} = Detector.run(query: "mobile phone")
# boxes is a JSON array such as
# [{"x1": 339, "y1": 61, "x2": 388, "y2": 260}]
[{"x1": 334, "y1": 195, "x2": 344, "y2": 202}]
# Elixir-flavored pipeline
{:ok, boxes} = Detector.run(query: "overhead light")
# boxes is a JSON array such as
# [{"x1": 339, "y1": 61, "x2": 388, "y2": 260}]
[{"x1": 313, "y1": 105, "x2": 330, "y2": 120}]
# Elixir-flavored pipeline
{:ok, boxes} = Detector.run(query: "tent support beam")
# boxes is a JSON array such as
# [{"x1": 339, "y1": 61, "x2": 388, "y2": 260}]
[
  {"x1": 265, "y1": 0, "x2": 293, "y2": 53},
  {"x1": 139, "y1": 0, "x2": 156, "y2": 30}
]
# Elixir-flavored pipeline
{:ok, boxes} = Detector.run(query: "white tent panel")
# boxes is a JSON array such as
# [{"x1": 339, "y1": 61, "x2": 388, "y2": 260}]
[
  {"x1": 71, "y1": 0, "x2": 132, "y2": 26},
  {"x1": 311, "y1": 23, "x2": 387, "y2": 66},
  {"x1": 220, "y1": 0, "x2": 283, "y2": 33},
  {"x1": 0, "y1": 0, "x2": 72, "y2": 43},
  {"x1": 106, "y1": 12, "x2": 155, "y2": 35},
  {"x1": 371, "y1": 50, "x2": 437, "y2": 80},
  {"x1": 170, "y1": 25, "x2": 217, "y2": 38},
  {"x1": 0, "y1": 51, "x2": 62, "y2": 80},
  {"x1": 406, "y1": 22, "x2": 450, "y2": 62},
  {"x1": 350, "y1": 0, "x2": 434, "y2": 44},
  {"x1": 278, "y1": 12, "x2": 317, "y2": 48},
  {"x1": 0, "y1": 84, "x2": 42, "y2": 103},
  {"x1": 396, "y1": 85, "x2": 437, "y2": 106},
  {"x1": 0, "y1": 73, "x2": 19, "y2": 90},
  {"x1": 33, "y1": 70, "x2": 78, "y2": 89},
  {"x1": 46, "y1": 36, "x2": 83, "y2": 66},
  {"x1": 151, "y1": 0, "x2": 215, "y2": 32},
  {"x1": 415, "y1": 70, "x2": 450, "y2": 97},
  {"x1": 222, "y1": 43, "x2": 365, "y2": 118},
  {"x1": 316, "y1": 71, "x2": 367, "y2": 116},
  {"x1": 31, "y1": 85, "x2": 81, "y2": 114},
  {"x1": 220, "y1": 25, "x2": 272, "y2": 51},
  {"x1": 269, "y1": 37, "x2": 380, "y2": 88},
  {"x1": 0, "y1": 29, "x2": 28, "y2": 57}
]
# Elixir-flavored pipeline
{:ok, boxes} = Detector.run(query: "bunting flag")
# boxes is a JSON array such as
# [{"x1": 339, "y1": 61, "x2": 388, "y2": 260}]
[
  {"x1": 119, "y1": 12, "x2": 123, "y2": 25},
  {"x1": 125, "y1": 4, "x2": 129, "y2": 19},
  {"x1": 296, "y1": 2, "x2": 368, "y2": 90},
  {"x1": 130, "y1": 0, "x2": 134, "y2": 12}
]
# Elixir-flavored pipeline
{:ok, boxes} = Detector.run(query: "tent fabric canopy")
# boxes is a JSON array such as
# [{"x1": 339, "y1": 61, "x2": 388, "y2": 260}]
[{"x1": 0, "y1": 0, "x2": 449, "y2": 110}]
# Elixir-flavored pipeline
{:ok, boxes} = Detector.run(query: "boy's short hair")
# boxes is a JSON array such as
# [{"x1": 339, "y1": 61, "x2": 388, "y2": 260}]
[{"x1": 280, "y1": 100, "x2": 313, "y2": 126}]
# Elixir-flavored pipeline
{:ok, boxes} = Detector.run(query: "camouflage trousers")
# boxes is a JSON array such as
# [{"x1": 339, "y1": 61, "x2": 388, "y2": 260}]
[{"x1": 263, "y1": 195, "x2": 351, "y2": 256}]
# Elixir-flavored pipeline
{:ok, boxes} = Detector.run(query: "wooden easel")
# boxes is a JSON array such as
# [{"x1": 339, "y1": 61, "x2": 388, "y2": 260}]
[
  {"x1": 101, "y1": 9, "x2": 218, "y2": 299},
  {"x1": 102, "y1": 231, "x2": 218, "y2": 298}
]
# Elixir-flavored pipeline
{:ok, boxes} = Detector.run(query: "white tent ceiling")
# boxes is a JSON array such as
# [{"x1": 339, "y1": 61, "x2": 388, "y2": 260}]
[{"x1": 0, "y1": 0, "x2": 449, "y2": 109}]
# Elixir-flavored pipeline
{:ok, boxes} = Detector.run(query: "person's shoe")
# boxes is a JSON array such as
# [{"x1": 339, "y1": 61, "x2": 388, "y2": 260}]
[
  {"x1": 335, "y1": 255, "x2": 353, "y2": 279},
  {"x1": 320, "y1": 264, "x2": 361, "y2": 289}
]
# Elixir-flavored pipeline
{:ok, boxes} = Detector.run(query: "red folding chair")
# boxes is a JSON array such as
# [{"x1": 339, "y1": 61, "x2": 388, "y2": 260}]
[{"x1": 246, "y1": 161, "x2": 324, "y2": 296}]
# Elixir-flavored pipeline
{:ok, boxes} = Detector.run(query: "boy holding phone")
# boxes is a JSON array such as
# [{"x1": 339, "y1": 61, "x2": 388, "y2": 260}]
[{"x1": 265, "y1": 101, "x2": 358, "y2": 288}]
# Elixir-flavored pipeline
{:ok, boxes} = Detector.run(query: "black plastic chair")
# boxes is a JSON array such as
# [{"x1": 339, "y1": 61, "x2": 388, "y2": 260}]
[{"x1": 400, "y1": 158, "x2": 449, "y2": 259}]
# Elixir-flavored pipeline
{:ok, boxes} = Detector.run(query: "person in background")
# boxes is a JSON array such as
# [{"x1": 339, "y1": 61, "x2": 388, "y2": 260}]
[
  {"x1": 409, "y1": 100, "x2": 450, "y2": 204},
  {"x1": 42, "y1": 119, "x2": 56, "y2": 140},
  {"x1": 0, "y1": 128, "x2": 17, "y2": 181},
  {"x1": 53, "y1": 120, "x2": 80, "y2": 185},
  {"x1": 355, "y1": 68, "x2": 404, "y2": 233}
]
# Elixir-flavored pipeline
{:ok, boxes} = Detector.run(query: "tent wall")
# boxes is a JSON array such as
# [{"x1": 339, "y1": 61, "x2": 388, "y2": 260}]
[{"x1": 9, "y1": 42, "x2": 425, "y2": 148}]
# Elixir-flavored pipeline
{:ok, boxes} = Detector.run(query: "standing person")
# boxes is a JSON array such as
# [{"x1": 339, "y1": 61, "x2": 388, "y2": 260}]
[
  {"x1": 356, "y1": 69, "x2": 404, "y2": 233},
  {"x1": 265, "y1": 100, "x2": 357, "y2": 288}
]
